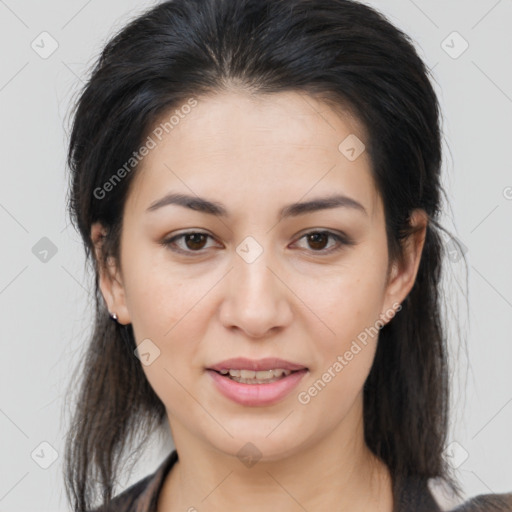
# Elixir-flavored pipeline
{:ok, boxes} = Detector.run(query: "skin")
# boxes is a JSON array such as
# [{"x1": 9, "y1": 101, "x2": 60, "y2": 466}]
[{"x1": 91, "y1": 89, "x2": 427, "y2": 511}]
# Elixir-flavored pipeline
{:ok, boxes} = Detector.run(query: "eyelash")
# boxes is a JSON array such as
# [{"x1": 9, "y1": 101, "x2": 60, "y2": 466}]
[{"x1": 160, "y1": 230, "x2": 354, "y2": 256}]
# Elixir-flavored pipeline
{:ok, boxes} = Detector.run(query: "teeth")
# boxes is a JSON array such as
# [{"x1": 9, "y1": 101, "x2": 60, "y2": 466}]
[{"x1": 218, "y1": 368, "x2": 293, "y2": 380}]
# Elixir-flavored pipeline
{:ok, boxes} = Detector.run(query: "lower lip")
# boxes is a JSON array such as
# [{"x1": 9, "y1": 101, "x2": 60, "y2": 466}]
[{"x1": 206, "y1": 369, "x2": 308, "y2": 406}]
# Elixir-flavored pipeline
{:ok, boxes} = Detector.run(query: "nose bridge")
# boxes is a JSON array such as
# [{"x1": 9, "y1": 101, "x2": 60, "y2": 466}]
[
  {"x1": 234, "y1": 234, "x2": 281, "y2": 306},
  {"x1": 236, "y1": 247, "x2": 276, "y2": 296},
  {"x1": 220, "y1": 234, "x2": 292, "y2": 336}
]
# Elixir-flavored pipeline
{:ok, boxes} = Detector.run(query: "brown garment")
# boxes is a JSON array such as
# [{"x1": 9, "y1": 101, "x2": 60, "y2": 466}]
[{"x1": 93, "y1": 450, "x2": 512, "y2": 512}]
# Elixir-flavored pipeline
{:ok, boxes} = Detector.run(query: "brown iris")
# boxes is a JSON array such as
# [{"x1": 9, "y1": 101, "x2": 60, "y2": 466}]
[
  {"x1": 306, "y1": 232, "x2": 329, "y2": 250},
  {"x1": 184, "y1": 233, "x2": 208, "y2": 250}
]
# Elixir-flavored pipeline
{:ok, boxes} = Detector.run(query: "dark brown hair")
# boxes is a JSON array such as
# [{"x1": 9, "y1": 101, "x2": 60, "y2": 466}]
[{"x1": 63, "y1": 0, "x2": 467, "y2": 510}]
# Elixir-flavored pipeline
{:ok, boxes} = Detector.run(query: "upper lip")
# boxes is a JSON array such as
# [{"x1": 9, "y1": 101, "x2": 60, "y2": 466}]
[{"x1": 207, "y1": 357, "x2": 307, "y2": 372}]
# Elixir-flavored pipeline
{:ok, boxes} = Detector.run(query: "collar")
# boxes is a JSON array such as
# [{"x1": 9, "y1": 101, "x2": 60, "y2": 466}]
[
  {"x1": 127, "y1": 449, "x2": 441, "y2": 512},
  {"x1": 133, "y1": 449, "x2": 178, "y2": 512}
]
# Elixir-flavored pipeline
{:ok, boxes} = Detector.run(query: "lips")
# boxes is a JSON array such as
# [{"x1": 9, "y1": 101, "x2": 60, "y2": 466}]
[
  {"x1": 206, "y1": 357, "x2": 308, "y2": 372},
  {"x1": 206, "y1": 365, "x2": 308, "y2": 406}
]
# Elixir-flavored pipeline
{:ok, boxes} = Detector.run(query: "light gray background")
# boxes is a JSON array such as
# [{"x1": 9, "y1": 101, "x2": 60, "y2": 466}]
[{"x1": 1, "y1": 0, "x2": 511, "y2": 510}]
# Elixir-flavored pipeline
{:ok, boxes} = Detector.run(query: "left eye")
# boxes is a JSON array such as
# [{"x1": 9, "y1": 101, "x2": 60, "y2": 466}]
[
  {"x1": 295, "y1": 231, "x2": 351, "y2": 253},
  {"x1": 161, "y1": 230, "x2": 352, "y2": 255}
]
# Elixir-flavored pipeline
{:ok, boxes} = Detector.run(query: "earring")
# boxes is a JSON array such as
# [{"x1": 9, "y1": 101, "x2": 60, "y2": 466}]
[{"x1": 109, "y1": 311, "x2": 118, "y2": 322}]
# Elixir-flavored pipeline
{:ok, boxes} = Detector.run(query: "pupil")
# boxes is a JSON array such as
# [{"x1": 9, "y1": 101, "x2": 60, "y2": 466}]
[
  {"x1": 308, "y1": 233, "x2": 327, "y2": 250},
  {"x1": 186, "y1": 233, "x2": 206, "y2": 250}
]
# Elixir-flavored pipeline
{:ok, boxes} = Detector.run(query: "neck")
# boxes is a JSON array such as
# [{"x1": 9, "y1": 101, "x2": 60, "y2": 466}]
[{"x1": 158, "y1": 399, "x2": 394, "y2": 512}]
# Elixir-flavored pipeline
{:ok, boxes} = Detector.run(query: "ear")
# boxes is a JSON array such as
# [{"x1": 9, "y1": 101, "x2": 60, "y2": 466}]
[
  {"x1": 380, "y1": 209, "x2": 428, "y2": 324},
  {"x1": 90, "y1": 222, "x2": 131, "y2": 325}
]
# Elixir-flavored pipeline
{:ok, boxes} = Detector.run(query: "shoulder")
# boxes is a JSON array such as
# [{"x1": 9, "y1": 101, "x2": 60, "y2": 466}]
[
  {"x1": 88, "y1": 474, "x2": 154, "y2": 511},
  {"x1": 87, "y1": 449, "x2": 179, "y2": 512},
  {"x1": 394, "y1": 475, "x2": 512, "y2": 512},
  {"x1": 448, "y1": 491, "x2": 512, "y2": 512}
]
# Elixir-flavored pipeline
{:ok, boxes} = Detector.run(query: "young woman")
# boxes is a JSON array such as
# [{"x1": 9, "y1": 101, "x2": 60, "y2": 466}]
[{"x1": 63, "y1": 0, "x2": 512, "y2": 511}]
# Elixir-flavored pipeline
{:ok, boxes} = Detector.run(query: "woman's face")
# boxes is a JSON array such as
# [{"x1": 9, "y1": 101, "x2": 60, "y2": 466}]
[{"x1": 93, "y1": 90, "x2": 425, "y2": 461}]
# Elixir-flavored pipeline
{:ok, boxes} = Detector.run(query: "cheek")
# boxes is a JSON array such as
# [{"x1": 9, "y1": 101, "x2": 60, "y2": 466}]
[
  {"x1": 307, "y1": 264, "x2": 388, "y2": 338},
  {"x1": 121, "y1": 251, "x2": 213, "y2": 395},
  {"x1": 122, "y1": 238, "x2": 228, "y2": 330},
  {"x1": 297, "y1": 274, "x2": 384, "y2": 412},
  {"x1": 122, "y1": 250, "x2": 193, "y2": 337},
  {"x1": 300, "y1": 256, "x2": 388, "y2": 389},
  {"x1": 132, "y1": 311, "x2": 203, "y2": 416}
]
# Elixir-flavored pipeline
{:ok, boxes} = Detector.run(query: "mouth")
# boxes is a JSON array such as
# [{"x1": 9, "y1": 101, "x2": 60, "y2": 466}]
[
  {"x1": 209, "y1": 368, "x2": 305, "y2": 384},
  {"x1": 205, "y1": 357, "x2": 308, "y2": 387},
  {"x1": 205, "y1": 362, "x2": 309, "y2": 406}
]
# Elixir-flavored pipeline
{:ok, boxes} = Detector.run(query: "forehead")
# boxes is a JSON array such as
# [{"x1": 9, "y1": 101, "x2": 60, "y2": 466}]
[{"x1": 125, "y1": 89, "x2": 380, "y2": 219}]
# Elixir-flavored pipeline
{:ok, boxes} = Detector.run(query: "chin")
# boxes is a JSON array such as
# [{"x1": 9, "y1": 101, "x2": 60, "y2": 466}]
[{"x1": 206, "y1": 426, "x2": 310, "y2": 465}]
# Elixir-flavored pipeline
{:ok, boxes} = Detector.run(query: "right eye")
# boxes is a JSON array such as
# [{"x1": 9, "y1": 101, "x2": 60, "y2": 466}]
[{"x1": 160, "y1": 231, "x2": 220, "y2": 255}]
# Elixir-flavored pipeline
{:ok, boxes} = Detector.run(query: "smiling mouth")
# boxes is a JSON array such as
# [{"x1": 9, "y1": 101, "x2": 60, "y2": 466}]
[{"x1": 211, "y1": 368, "x2": 305, "y2": 384}]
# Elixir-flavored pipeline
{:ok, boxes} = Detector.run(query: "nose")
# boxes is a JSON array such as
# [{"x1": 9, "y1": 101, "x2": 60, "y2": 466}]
[{"x1": 218, "y1": 244, "x2": 293, "y2": 339}]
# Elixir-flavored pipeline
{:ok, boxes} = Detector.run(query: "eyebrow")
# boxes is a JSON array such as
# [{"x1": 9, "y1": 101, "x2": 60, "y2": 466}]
[{"x1": 146, "y1": 192, "x2": 367, "y2": 219}]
